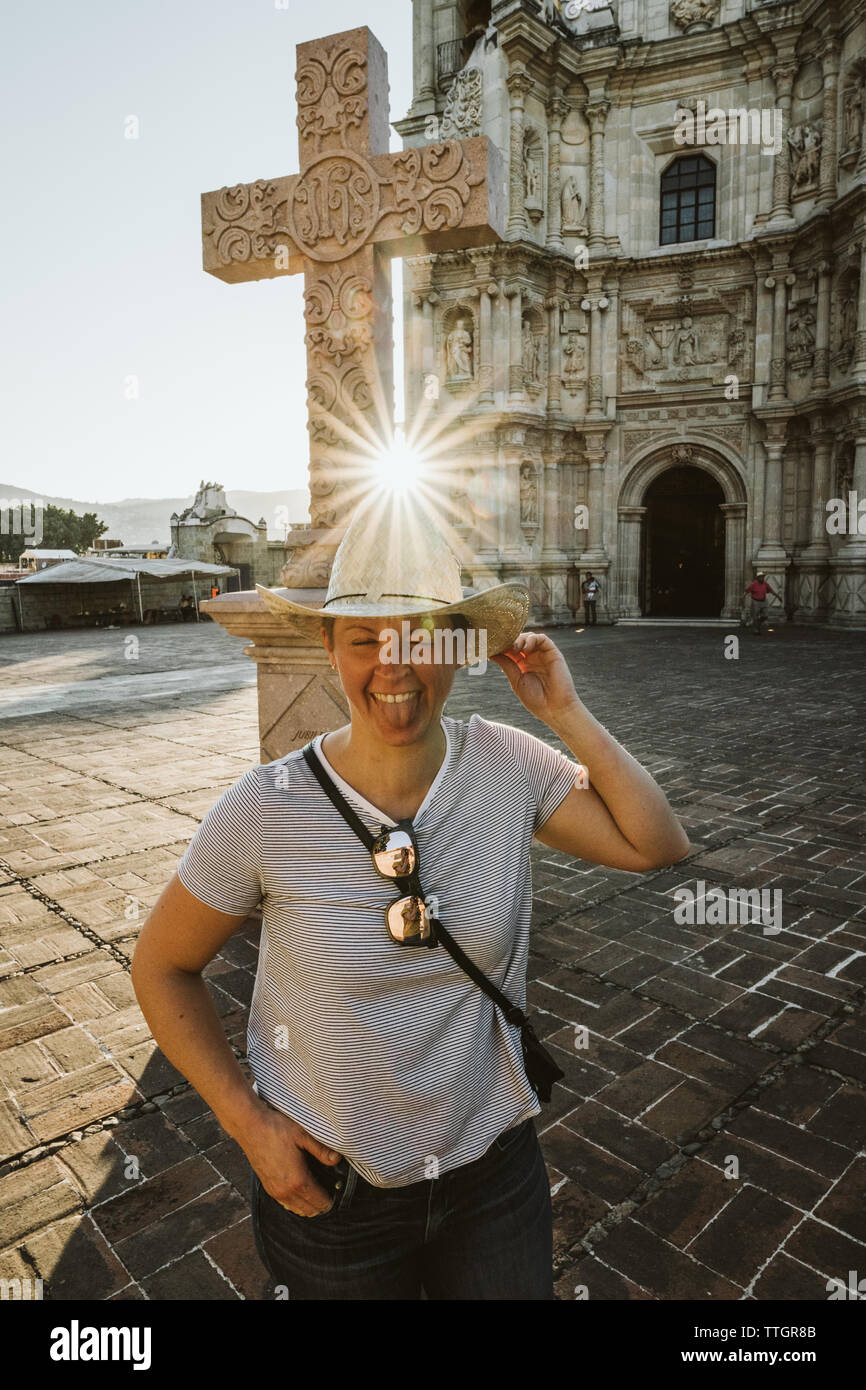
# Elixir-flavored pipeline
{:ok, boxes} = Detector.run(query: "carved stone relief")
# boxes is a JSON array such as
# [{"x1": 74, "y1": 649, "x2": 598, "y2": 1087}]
[
  {"x1": 669, "y1": 0, "x2": 720, "y2": 33},
  {"x1": 620, "y1": 291, "x2": 752, "y2": 392},
  {"x1": 440, "y1": 67, "x2": 482, "y2": 140}
]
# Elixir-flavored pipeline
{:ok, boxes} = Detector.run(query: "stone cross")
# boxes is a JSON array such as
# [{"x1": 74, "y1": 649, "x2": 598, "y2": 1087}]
[{"x1": 201, "y1": 25, "x2": 505, "y2": 585}]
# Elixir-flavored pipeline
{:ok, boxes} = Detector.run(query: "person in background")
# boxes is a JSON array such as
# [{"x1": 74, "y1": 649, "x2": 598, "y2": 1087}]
[
  {"x1": 581, "y1": 572, "x2": 600, "y2": 626},
  {"x1": 743, "y1": 571, "x2": 781, "y2": 635},
  {"x1": 180, "y1": 595, "x2": 195, "y2": 623}
]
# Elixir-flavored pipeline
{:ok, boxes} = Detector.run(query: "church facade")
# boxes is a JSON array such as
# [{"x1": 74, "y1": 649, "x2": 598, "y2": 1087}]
[{"x1": 394, "y1": 0, "x2": 866, "y2": 625}]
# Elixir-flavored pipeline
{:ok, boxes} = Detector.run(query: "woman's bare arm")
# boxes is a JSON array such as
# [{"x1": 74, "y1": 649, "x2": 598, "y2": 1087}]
[
  {"x1": 131, "y1": 874, "x2": 340, "y2": 1215},
  {"x1": 491, "y1": 632, "x2": 692, "y2": 872}
]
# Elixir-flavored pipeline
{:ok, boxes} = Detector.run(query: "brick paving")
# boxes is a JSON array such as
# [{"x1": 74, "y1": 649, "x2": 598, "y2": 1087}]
[{"x1": 0, "y1": 620, "x2": 864, "y2": 1300}]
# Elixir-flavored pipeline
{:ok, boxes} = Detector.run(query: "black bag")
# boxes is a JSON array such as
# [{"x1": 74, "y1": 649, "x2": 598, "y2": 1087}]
[{"x1": 301, "y1": 743, "x2": 565, "y2": 1103}]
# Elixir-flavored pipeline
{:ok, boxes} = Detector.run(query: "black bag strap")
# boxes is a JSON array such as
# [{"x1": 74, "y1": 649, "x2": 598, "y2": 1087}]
[{"x1": 300, "y1": 741, "x2": 528, "y2": 1030}]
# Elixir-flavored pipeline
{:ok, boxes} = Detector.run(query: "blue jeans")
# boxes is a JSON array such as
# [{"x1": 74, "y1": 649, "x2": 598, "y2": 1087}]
[{"x1": 249, "y1": 1117, "x2": 554, "y2": 1300}]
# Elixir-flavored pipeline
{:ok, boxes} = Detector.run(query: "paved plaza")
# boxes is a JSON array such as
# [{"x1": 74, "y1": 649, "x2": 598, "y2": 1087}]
[{"x1": 0, "y1": 619, "x2": 864, "y2": 1300}]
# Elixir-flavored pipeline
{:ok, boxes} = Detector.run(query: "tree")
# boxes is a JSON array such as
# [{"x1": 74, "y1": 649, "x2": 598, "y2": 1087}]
[{"x1": 0, "y1": 504, "x2": 108, "y2": 562}]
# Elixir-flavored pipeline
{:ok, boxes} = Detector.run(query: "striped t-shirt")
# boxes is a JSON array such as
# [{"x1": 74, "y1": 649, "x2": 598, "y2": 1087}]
[{"x1": 176, "y1": 712, "x2": 581, "y2": 1188}]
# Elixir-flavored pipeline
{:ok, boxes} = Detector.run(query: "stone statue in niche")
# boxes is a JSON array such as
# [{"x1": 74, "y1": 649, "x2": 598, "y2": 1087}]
[
  {"x1": 445, "y1": 317, "x2": 474, "y2": 378},
  {"x1": 563, "y1": 332, "x2": 586, "y2": 384},
  {"x1": 522, "y1": 319, "x2": 541, "y2": 381},
  {"x1": 560, "y1": 174, "x2": 584, "y2": 231},
  {"x1": 843, "y1": 83, "x2": 864, "y2": 152},
  {"x1": 519, "y1": 464, "x2": 539, "y2": 525},
  {"x1": 523, "y1": 149, "x2": 544, "y2": 222},
  {"x1": 839, "y1": 287, "x2": 858, "y2": 357},
  {"x1": 787, "y1": 123, "x2": 822, "y2": 192}
]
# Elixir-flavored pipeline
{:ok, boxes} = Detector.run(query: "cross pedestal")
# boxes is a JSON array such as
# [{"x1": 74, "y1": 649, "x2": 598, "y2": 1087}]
[{"x1": 199, "y1": 26, "x2": 504, "y2": 757}]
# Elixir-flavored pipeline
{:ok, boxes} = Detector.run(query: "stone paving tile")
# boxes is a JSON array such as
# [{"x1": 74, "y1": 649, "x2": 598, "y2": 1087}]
[{"x1": 0, "y1": 623, "x2": 864, "y2": 1300}]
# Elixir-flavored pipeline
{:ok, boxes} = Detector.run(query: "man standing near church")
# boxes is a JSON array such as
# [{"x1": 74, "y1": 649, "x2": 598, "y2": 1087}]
[
  {"x1": 581, "y1": 572, "x2": 600, "y2": 626},
  {"x1": 743, "y1": 570, "x2": 781, "y2": 635}
]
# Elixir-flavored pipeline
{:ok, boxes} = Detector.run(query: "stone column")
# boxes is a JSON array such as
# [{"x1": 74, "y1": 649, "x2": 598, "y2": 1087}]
[
  {"x1": 817, "y1": 43, "x2": 840, "y2": 209},
  {"x1": 545, "y1": 294, "x2": 562, "y2": 410},
  {"x1": 199, "y1": 595, "x2": 350, "y2": 761},
  {"x1": 506, "y1": 68, "x2": 532, "y2": 240},
  {"x1": 769, "y1": 62, "x2": 796, "y2": 224},
  {"x1": 580, "y1": 432, "x2": 610, "y2": 563},
  {"x1": 801, "y1": 428, "x2": 832, "y2": 556},
  {"x1": 421, "y1": 291, "x2": 438, "y2": 384},
  {"x1": 720, "y1": 503, "x2": 747, "y2": 620},
  {"x1": 583, "y1": 292, "x2": 609, "y2": 417},
  {"x1": 541, "y1": 456, "x2": 565, "y2": 558},
  {"x1": 586, "y1": 101, "x2": 610, "y2": 251},
  {"x1": 616, "y1": 505, "x2": 646, "y2": 617},
  {"x1": 546, "y1": 97, "x2": 569, "y2": 253},
  {"x1": 813, "y1": 260, "x2": 832, "y2": 390},
  {"x1": 843, "y1": 426, "x2": 866, "y2": 553},
  {"x1": 766, "y1": 271, "x2": 794, "y2": 402},
  {"x1": 756, "y1": 426, "x2": 790, "y2": 613},
  {"x1": 761, "y1": 436, "x2": 786, "y2": 549},
  {"x1": 411, "y1": 292, "x2": 426, "y2": 412},
  {"x1": 415, "y1": 0, "x2": 435, "y2": 109},
  {"x1": 795, "y1": 438, "x2": 812, "y2": 549},
  {"x1": 479, "y1": 281, "x2": 497, "y2": 404},
  {"x1": 508, "y1": 284, "x2": 523, "y2": 401},
  {"x1": 503, "y1": 442, "x2": 526, "y2": 556},
  {"x1": 853, "y1": 234, "x2": 866, "y2": 376}
]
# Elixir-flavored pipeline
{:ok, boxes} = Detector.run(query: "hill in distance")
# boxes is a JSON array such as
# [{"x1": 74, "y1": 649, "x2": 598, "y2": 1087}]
[{"x1": 0, "y1": 485, "x2": 310, "y2": 547}]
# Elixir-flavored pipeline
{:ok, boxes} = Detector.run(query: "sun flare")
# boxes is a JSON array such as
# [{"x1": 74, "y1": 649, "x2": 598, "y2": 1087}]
[{"x1": 372, "y1": 429, "x2": 423, "y2": 495}]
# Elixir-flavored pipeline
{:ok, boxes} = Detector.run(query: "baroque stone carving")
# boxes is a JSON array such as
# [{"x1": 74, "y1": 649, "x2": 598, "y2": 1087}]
[
  {"x1": 440, "y1": 67, "x2": 482, "y2": 140},
  {"x1": 669, "y1": 0, "x2": 720, "y2": 32}
]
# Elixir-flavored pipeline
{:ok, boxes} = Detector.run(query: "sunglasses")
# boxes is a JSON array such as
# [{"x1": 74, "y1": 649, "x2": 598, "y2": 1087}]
[{"x1": 370, "y1": 821, "x2": 436, "y2": 946}]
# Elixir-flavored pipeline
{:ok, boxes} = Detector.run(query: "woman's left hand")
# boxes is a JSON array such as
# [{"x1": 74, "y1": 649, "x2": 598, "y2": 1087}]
[{"x1": 490, "y1": 632, "x2": 579, "y2": 722}]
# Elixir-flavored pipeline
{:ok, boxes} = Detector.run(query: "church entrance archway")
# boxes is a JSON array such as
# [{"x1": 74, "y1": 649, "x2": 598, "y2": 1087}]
[{"x1": 643, "y1": 466, "x2": 725, "y2": 617}]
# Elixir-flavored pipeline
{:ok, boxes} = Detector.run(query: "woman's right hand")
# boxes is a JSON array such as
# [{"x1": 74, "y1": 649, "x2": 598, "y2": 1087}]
[{"x1": 241, "y1": 1101, "x2": 343, "y2": 1217}]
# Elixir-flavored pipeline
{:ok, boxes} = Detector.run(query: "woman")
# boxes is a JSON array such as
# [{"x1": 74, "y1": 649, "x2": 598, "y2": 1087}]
[{"x1": 131, "y1": 495, "x2": 690, "y2": 1301}]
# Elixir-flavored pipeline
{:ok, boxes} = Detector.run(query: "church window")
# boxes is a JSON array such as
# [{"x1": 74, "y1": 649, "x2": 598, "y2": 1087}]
[{"x1": 659, "y1": 155, "x2": 716, "y2": 245}]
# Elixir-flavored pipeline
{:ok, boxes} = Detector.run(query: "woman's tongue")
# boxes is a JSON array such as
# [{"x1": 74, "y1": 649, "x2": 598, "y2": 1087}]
[{"x1": 372, "y1": 690, "x2": 420, "y2": 727}]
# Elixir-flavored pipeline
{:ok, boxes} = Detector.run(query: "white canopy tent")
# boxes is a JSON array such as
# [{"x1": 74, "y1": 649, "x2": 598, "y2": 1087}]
[{"x1": 15, "y1": 557, "x2": 237, "y2": 629}]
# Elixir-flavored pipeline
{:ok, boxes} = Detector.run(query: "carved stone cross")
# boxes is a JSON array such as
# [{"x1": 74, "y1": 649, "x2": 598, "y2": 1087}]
[{"x1": 201, "y1": 25, "x2": 504, "y2": 584}]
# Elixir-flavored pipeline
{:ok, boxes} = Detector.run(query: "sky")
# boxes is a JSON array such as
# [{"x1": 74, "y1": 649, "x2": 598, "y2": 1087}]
[{"x1": 2, "y1": 0, "x2": 413, "y2": 504}]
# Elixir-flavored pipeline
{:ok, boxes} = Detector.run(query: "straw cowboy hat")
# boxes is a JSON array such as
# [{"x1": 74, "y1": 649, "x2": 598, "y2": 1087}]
[{"x1": 255, "y1": 493, "x2": 529, "y2": 659}]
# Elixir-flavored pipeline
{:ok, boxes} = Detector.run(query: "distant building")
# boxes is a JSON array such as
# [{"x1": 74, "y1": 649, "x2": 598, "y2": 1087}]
[
  {"x1": 18, "y1": 549, "x2": 78, "y2": 572},
  {"x1": 87, "y1": 540, "x2": 170, "y2": 560},
  {"x1": 168, "y1": 480, "x2": 289, "y2": 589}
]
